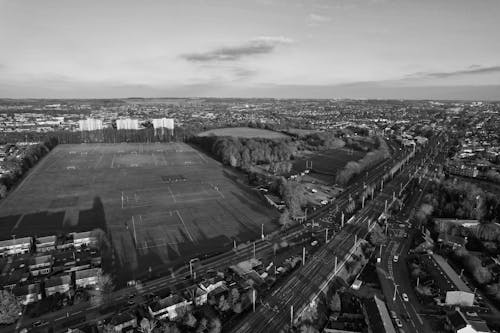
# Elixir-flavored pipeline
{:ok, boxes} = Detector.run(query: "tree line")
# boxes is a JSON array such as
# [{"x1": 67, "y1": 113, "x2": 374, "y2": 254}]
[
  {"x1": 422, "y1": 179, "x2": 500, "y2": 224},
  {"x1": 0, "y1": 136, "x2": 58, "y2": 199},
  {"x1": 335, "y1": 136, "x2": 391, "y2": 185},
  {"x1": 189, "y1": 136, "x2": 295, "y2": 169}
]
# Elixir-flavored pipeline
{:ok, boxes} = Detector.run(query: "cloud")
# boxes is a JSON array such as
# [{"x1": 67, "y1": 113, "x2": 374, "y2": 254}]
[
  {"x1": 181, "y1": 36, "x2": 293, "y2": 62},
  {"x1": 407, "y1": 65, "x2": 500, "y2": 79},
  {"x1": 307, "y1": 13, "x2": 332, "y2": 26}
]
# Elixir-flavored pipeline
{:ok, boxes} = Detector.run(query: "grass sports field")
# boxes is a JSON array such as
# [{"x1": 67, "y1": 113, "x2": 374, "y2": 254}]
[
  {"x1": 0, "y1": 143, "x2": 278, "y2": 282},
  {"x1": 198, "y1": 127, "x2": 289, "y2": 139},
  {"x1": 292, "y1": 148, "x2": 366, "y2": 184}
]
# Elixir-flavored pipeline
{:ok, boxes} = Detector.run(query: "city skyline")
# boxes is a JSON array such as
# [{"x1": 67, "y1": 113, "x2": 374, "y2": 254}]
[{"x1": 1, "y1": 0, "x2": 499, "y2": 99}]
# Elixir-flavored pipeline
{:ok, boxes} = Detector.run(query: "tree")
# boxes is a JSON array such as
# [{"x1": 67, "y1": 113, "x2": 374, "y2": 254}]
[
  {"x1": 328, "y1": 292, "x2": 341, "y2": 313},
  {"x1": 0, "y1": 290, "x2": 22, "y2": 324},
  {"x1": 196, "y1": 318, "x2": 208, "y2": 333},
  {"x1": 279, "y1": 209, "x2": 293, "y2": 228},
  {"x1": 139, "y1": 318, "x2": 158, "y2": 333},
  {"x1": 218, "y1": 295, "x2": 231, "y2": 312},
  {"x1": 183, "y1": 312, "x2": 197, "y2": 328},
  {"x1": 368, "y1": 224, "x2": 387, "y2": 246},
  {"x1": 89, "y1": 273, "x2": 114, "y2": 306},
  {"x1": 230, "y1": 288, "x2": 240, "y2": 305},
  {"x1": 208, "y1": 318, "x2": 222, "y2": 333}
]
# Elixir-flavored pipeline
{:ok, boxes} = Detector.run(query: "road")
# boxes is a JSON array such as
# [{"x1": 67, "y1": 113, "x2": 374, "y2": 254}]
[
  {"x1": 377, "y1": 139, "x2": 448, "y2": 333},
  {"x1": 231, "y1": 142, "x2": 435, "y2": 333}
]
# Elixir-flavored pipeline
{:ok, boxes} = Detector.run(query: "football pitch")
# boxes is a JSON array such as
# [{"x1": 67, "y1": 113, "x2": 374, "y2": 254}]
[{"x1": 0, "y1": 143, "x2": 278, "y2": 282}]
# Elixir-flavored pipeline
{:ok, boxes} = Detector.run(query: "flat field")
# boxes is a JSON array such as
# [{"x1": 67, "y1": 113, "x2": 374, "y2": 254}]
[
  {"x1": 197, "y1": 127, "x2": 289, "y2": 139},
  {"x1": 0, "y1": 143, "x2": 278, "y2": 282},
  {"x1": 292, "y1": 148, "x2": 366, "y2": 184}
]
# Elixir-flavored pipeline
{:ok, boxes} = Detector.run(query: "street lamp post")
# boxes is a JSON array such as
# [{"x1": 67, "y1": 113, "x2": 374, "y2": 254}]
[
  {"x1": 189, "y1": 258, "x2": 198, "y2": 278},
  {"x1": 393, "y1": 283, "x2": 399, "y2": 301}
]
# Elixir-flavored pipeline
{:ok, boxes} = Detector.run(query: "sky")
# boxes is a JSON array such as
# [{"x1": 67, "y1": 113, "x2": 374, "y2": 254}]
[{"x1": 0, "y1": 0, "x2": 499, "y2": 99}]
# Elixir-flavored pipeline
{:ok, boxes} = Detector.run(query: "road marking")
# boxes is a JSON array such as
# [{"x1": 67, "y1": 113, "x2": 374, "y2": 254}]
[
  {"x1": 73, "y1": 310, "x2": 82, "y2": 315},
  {"x1": 55, "y1": 316, "x2": 65, "y2": 321}
]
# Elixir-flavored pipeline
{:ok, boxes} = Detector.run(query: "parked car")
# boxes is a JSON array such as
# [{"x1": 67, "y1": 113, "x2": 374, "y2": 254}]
[
  {"x1": 395, "y1": 319, "x2": 403, "y2": 328},
  {"x1": 402, "y1": 293, "x2": 409, "y2": 302},
  {"x1": 390, "y1": 310, "x2": 397, "y2": 319},
  {"x1": 393, "y1": 255, "x2": 399, "y2": 262}
]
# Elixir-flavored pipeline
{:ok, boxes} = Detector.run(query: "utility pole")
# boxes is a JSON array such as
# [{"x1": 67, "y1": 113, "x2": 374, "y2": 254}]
[
  {"x1": 385, "y1": 200, "x2": 388, "y2": 213},
  {"x1": 334, "y1": 256, "x2": 338, "y2": 273},
  {"x1": 252, "y1": 289, "x2": 256, "y2": 312},
  {"x1": 416, "y1": 276, "x2": 420, "y2": 288},
  {"x1": 261, "y1": 224, "x2": 264, "y2": 240},
  {"x1": 290, "y1": 305, "x2": 294, "y2": 326},
  {"x1": 253, "y1": 242, "x2": 256, "y2": 259},
  {"x1": 302, "y1": 246, "x2": 306, "y2": 265},
  {"x1": 362, "y1": 196, "x2": 365, "y2": 208},
  {"x1": 341, "y1": 212, "x2": 345, "y2": 228},
  {"x1": 233, "y1": 240, "x2": 237, "y2": 250},
  {"x1": 325, "y1": 228, "x2": 329, "y2": 243},
  {"x1": 132, "y1": 216, "x2": 137, "y2": 246}
]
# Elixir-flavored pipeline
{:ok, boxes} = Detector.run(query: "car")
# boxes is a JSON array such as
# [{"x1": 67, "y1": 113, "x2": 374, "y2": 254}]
[
  {"x1": 402, "y1": 293, "x2": 409, "y2": 302},
  {"x1": 32, "y1": 320, "x2": 48, "y2": 327},
  {"x1": 127, "y1": 299, "x2": 135, "y2": 305},
  {"x1": 390, "y1": 310, "x2": 397, "y2": 319},
  {"x1": 395, "y1": 318, "x2": 403, "y2": 328},
  {"x1": 393, "y1": 255, "x2": 399, "y2": 262}
]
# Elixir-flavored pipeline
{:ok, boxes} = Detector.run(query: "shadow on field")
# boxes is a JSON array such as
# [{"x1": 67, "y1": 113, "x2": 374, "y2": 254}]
[
  {"x1": 123, "y1": 208, "x2": 271, "y2": 284},
  {"x1": 0, "y1": 196, "x2": 108, "y2": 238}
]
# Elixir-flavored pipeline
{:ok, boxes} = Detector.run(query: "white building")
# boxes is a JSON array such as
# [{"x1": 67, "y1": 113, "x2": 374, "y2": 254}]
[
  {"x1": 152, "y1": 118, "x2": 174, "y2": 130},
  {"x1": 116, "y1": 118, "x2": 140, "y2": 130},
  {"x1": 78, "y1": 118, "x2": 103, "y2": 131}
]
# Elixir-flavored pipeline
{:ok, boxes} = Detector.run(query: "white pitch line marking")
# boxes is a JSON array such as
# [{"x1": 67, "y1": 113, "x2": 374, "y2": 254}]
[
  {"x1": 168, "y1": 186, "x2": 176, "y2": 203},
  {"x1": 176, "y1": 210, "x2": 194, "y2": 242}
]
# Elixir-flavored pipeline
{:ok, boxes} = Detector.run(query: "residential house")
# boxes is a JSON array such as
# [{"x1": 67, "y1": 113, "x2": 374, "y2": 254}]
[
  {"x1": 75, "y1": 268, "x2": 101, "y2": 288},
  {"x1": 192, "y1": 287, "x2": 208, "y2": 306},
  {"x1": 29, "y1": 254, "x2": 53, "y2": 276},
  {"x1": 71, "y1": 231, "x2": 97, "y2": 249},
  {"x1": 45, "y1": 274, "x2": 72, "y2": 296},
  {"x1": 148, "y1": 294, "x2": 190, "y2": 320},
  {"x1": 446, "y1": 310, "x2": 491, "y2": 333},
  {"x1": 13, "y1": 283, "x2": 42, "y2": 305},
  {"x1": 200, "y1": 277, "x2": 226, "y2": 294},
  {"x1": 0, "y1": 237, "x2": 32, "y2": 257},
  {"x1": 52, "y1": 251, "x2": 76, "y2": 273},
  {"x1": 35, "y1": 235, "x2": 56, "y2": 253},
  {"x1": 0, "y1": 269, "x2": 29, "y2": 289},
  {"x1": 109, "y1": 312, "x2": 137, "y2": 332}
]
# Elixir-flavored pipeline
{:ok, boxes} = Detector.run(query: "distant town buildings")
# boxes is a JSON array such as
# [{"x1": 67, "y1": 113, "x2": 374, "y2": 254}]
[
  {"x1": 116, "y1": 118, "x2": 140, "y2": 130},
  {"x1": 78, "y1": 118, "x2": 103, "y2": 131}
]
